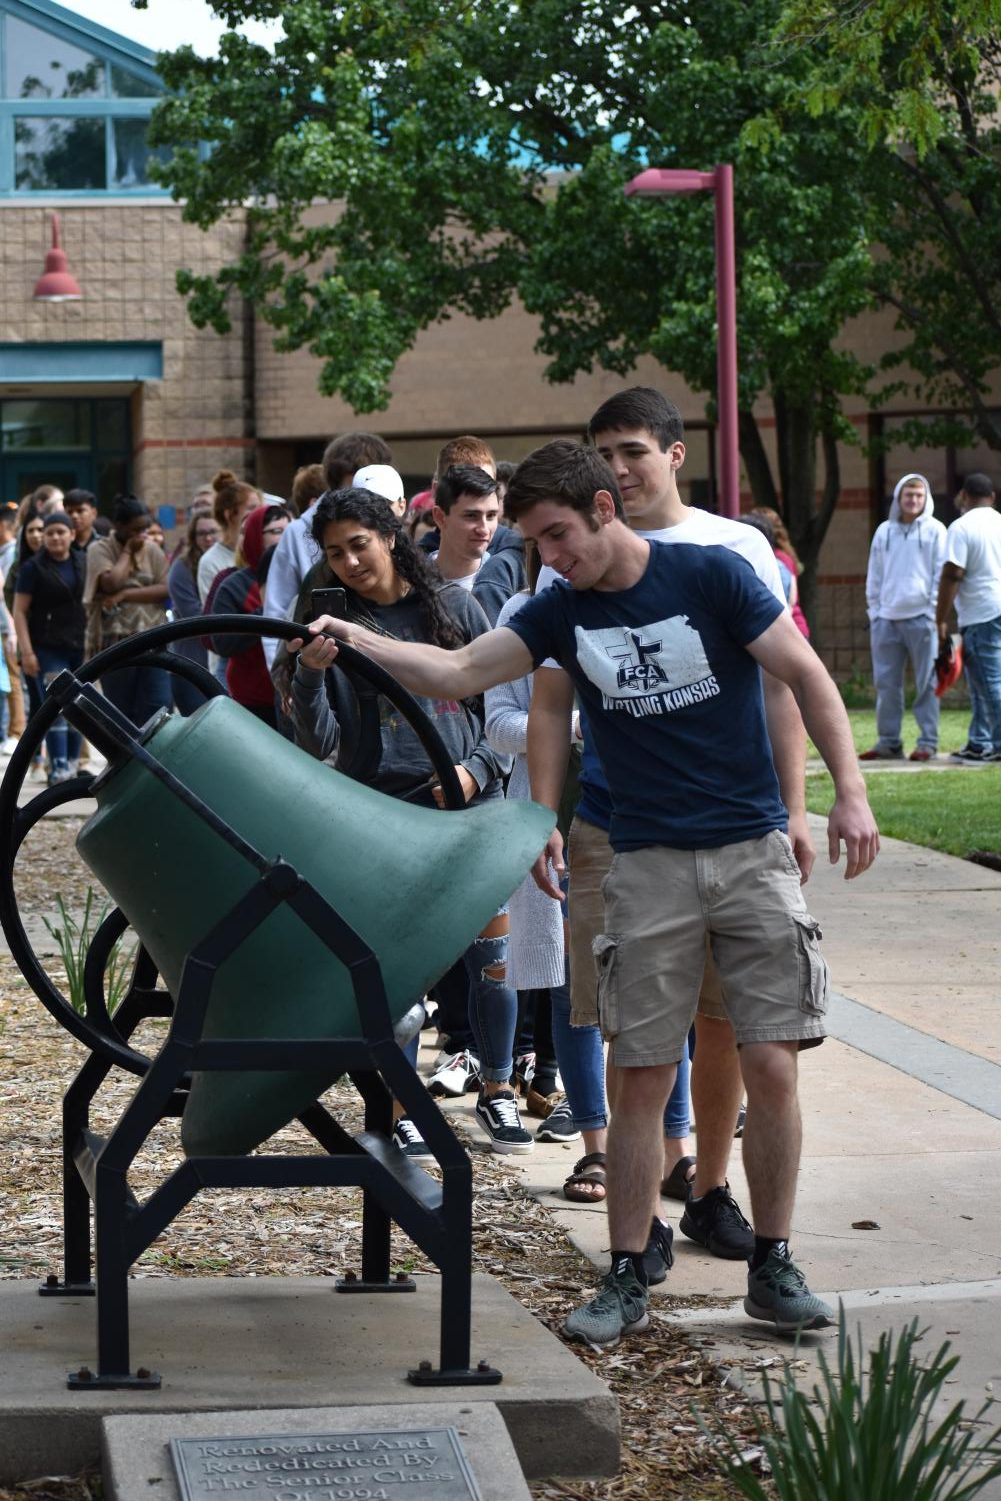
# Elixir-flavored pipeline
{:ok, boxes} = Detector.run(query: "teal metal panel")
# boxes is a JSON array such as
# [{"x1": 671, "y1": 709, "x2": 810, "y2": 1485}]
[
  {"x1": 3, "y1": 98, "x2": 156, "y2": 115},
  {"x1": 0, "y1": 342, "x2": 163, "y2": 381}
]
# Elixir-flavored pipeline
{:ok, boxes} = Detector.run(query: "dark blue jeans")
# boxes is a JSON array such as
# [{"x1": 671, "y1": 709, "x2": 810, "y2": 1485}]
[
  {"x1": 962, "y1": 614, "x2": 1001, "y2": 752},
  {"x1": 35, "y1": 645, "x2": 83, "y2": 771},
  {"x1": 99, "y1": 662, "x2": 173, "y2": 729},
  {"x1": 170, "y1": 667, "x2": 211, "y2": 717},
  {"x1": 551, "y1": 964, "x2": 607, "y2": 1132},
  {"x1": 465, "y1": 918, "x2": 519, "y2": 1084}
]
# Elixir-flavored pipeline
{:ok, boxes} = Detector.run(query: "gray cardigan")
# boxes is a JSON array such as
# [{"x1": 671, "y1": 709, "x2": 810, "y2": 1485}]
[
  {"x1": 290, "y1": 582, "x2": 510, "y2": 802},
  {"x1": 484, "y1": 592, "x2": 568, "y2": 990}
]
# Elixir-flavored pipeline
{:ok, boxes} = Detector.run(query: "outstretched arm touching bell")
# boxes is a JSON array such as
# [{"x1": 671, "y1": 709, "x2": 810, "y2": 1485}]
[
  {"x1": 747, "y1": 612, "x2": 879, "y2": 879},
  {"x1": 291, "y1": 615, "x2": 534, "y2": 702}
]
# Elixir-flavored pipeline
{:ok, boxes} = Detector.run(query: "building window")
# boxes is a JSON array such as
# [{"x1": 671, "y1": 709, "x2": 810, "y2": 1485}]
[
  {"x1": 15, "y1": 115, "x2": 105, "y2": 190},
  {"x1": 4, "y1": 14, "x2": 105, "y2": 100},
  {"x1": 0, "y1": 396, "x2": 131, "y2": 508},
  {"x1": 0, "y1": 6, "x2": 166, "y2": 196}
]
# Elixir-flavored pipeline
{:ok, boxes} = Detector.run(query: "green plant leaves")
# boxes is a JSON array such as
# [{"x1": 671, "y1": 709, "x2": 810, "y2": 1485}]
[
  {"x1": 710, "y1": 1311, "x2": 1001, "y2": 1500},
  {"x1": 42, "y1": 889, "x2": 138, "y2": 1017}
]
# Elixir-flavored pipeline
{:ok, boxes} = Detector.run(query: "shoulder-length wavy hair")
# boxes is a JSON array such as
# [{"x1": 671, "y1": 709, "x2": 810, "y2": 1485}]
[{"x1": 311, "y1": 488, "x2": 464, "y2": 650}]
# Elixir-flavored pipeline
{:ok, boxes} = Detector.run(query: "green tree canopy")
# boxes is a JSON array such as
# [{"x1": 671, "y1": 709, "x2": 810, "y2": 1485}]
[
  {"x1": 764, "y1": 1, "x2": 1001, "y2": 454},
  {"x1": 775, "y1": 0, "x2": 1001, "y2": 154},
  {"x1": 143, "y1": 0, "x2": 887, "y2": 605}
]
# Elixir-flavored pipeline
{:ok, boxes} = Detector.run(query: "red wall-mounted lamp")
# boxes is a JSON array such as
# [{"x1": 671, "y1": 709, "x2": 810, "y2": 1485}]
[{"x1": 33, "y1": 213, "x2": 83, "y2": 302}]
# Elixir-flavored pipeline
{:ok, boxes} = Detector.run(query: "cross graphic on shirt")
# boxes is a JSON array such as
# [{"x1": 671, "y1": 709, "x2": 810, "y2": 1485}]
[{"x1": 607, "y1": 629, "x2": 668, "y2": 692}]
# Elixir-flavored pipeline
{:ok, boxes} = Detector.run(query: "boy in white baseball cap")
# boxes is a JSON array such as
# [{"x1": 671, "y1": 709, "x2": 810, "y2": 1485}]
[{"x1": 353, "y1": 464, "x2": 406, "y2": 518}]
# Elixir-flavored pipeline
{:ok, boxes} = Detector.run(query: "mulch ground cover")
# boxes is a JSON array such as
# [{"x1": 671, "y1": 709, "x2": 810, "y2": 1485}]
[{"x1": 0, "y1": 816, "x2": 766, "y2": 1500}]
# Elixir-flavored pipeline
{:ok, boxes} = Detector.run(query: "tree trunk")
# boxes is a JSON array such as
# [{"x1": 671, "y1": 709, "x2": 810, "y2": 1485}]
[
  {"x1": 738, "y1": 409, "x2": 780, "y2": 511},
  {"x1": 737, "y1": 392, "x2": 845, "y2": 637}
]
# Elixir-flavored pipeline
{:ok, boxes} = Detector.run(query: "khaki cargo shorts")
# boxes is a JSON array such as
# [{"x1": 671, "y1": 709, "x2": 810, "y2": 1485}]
[
  {"x1": 568, "y1": 819, "x2": 829, "y2": 1066},
  {"x1": 567, "y1": 815, "x2": 728, "y2": 1028}
]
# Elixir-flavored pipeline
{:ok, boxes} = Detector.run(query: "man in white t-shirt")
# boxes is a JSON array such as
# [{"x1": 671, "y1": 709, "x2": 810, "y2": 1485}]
[
  {"x1": 936, "y1": 472, "x2": 1001, "y2": 761},
  {"x1": 529, "y1": 386, "x2": 814, "y2": 1274},
  {"x1": 431, "y1": 464, "x2": 501, "y2": 590}
]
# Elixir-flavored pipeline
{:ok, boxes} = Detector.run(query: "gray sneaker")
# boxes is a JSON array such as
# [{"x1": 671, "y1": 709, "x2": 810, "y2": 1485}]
[
  {"x1": 564, "y1": 1260, "x2": 650, "y2": 1347},
  {"x1": 744, "y1": 1245, "x2": 834, "y2": 1332}
]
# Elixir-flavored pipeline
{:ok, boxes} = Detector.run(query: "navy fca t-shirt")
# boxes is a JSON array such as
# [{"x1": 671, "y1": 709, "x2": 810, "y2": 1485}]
[{"x1": 506, "y1": 541, "x2": 787, "y2": 851}]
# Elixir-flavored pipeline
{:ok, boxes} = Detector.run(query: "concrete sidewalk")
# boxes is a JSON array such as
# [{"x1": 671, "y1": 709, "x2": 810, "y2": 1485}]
[
  {"x1": 6, "y1": 748, "x2": 1000, "y2": 1484},
  {"x1": 488, "y1": 815, "x2": 1001, "y2": 1486}
]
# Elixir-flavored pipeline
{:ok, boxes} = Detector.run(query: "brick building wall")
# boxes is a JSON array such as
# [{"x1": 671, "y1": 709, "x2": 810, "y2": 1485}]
[
  {"x1": 7, "y1": 197, "x2": 998, "y2": 679},
  {"x1": 1, "y1": 201, "x2": 251, "y2": 510}
]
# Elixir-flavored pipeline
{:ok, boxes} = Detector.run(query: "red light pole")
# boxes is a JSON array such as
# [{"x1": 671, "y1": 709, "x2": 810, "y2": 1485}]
[{"x1": 624, "y1": 166, "x2": 739, "y2": 518}]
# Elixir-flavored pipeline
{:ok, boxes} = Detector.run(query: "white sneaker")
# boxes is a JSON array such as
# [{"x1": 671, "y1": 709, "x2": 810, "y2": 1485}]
[
  {"x1": 514, "y1": 1050, "x2": 536, "y2": 1092},
  {"x1": 1, "y1": 737, "x2": 18, "y2": 756},
  {"x1": 427, "y1": 1049, "x2": 480, "y2": 1098}
]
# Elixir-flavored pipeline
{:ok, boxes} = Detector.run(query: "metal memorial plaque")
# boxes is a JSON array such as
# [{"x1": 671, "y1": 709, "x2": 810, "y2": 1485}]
[{"x1": 170, "y1": 1426, "x2": 482, "y2": 1501}]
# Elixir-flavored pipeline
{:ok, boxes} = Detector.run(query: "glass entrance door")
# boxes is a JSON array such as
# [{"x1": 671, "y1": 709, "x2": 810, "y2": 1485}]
[
  {"x1": 0, "y1": 395, "x2": 131, "y2": 509},
  {"x1": 4, "y1": 454, "x2": 92, "y2": 502}
]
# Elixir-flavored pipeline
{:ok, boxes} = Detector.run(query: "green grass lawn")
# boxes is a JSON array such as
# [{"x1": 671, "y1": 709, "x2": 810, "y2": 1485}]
[
  {"x1": 805, "y1": 709, "x2": 1001, "y2": 858},
  {"x1": 807, "y1": 707, "x2": 971, "y2": 759}
]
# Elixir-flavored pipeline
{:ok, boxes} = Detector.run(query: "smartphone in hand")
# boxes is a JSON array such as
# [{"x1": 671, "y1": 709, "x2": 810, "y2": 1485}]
[{"x1": 311, "y1": 587, "x2": 347, "y2": 621}]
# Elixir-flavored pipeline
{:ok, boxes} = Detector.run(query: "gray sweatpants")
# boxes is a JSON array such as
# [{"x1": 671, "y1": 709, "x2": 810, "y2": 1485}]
[{"x1": 870, "y1": 614, "x2": 940, "y2": 751}]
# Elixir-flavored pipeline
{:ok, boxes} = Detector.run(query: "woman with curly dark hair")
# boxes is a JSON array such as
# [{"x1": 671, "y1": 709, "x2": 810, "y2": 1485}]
[
  {"x1": 288, "y1": 487, "x2": 497, "y2": 795},
  {"x1": 288, "y1": 488, "x2": 527, "y2": 1159}
]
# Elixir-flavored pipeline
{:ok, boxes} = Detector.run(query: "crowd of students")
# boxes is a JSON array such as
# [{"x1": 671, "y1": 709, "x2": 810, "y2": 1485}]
[
  {"x1": 4, "y1": 386, "x2": 882, "y2": 1350},
  {"x1": 287, "y1": 388, "x2": 879, "y2": 1349}
]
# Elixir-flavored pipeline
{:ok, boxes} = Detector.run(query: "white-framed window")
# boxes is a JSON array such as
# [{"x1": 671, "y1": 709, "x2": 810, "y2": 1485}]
[{"x1": 0, "y1": 2, "x2": 168, "y2": 195}]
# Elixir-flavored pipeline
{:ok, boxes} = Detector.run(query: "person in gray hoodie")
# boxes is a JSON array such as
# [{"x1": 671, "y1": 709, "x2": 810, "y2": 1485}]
[{"x1": 862, "y1": 472, "x2": 946, "y2": 760}]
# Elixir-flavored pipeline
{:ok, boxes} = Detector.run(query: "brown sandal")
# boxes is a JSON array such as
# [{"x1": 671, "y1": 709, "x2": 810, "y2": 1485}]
[
  {"x1": 661, "y1": 1154, "x2": 697, "y2": 1202},
  {"x1": 563, "y1": 1152, "x2": 607, "y2": 1203}
]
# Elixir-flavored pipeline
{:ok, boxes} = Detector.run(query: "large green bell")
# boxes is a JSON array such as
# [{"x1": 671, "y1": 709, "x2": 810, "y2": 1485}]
[{"x1": 75, "y1": 697, "x2": 553, "y2": 1157}]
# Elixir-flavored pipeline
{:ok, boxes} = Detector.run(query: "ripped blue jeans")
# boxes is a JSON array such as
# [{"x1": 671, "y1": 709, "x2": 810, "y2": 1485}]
[
  {"x1": 464, "y1": 913, "x2": 518, "y2": 1085},
  {"x1": 36, "y1": 645, "x2": 83, "y2": 772}
]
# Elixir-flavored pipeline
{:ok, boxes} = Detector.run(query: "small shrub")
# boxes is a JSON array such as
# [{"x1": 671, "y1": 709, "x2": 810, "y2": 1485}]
[
  {"x1": 837, "y1": 662, "x2": 876, "y2": 708},
  {"x1": 43, "y1": 890, "x2": 138, "y2": 1017},
  {"x1": 713, "y1": 1312, "x2": 1001, "y2": 1500}
]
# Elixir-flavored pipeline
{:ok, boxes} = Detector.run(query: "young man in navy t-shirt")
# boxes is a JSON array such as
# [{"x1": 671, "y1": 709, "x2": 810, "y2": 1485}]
[
  {"x1": 296, "y1": 440, "x2": 879, "y2": 1347},
  {"x1": 533, "y1": 386, "x2": 809, "y2": 1268}
]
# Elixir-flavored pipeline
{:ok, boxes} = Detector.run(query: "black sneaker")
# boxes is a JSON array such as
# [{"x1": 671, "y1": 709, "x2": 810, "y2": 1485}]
[
  {"x1": 641, "y1": 1217, "x2": 675, "y2": 1286},
  {"x1": 535, "y1": 1098, "x2": 581, "y2": 1142},
  {"x1": 950, "y1": 744, "x2": 990, "y2": 762},
  {"x1": 680, "y1": 1182, "x2": 754, "y2": 1259},
  {"x1": 474, "y1": 1088, "x2": 534, "y2": 1155},
  {"x1": 392, "y1": 1117, "x2": 433, "y2": 1162}
]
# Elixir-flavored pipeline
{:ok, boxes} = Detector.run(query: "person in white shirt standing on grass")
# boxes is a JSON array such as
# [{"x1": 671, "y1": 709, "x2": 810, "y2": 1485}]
[
  {"x1": 936, "y1": 471, "x2": 1001, "y2": 762},
  {"x1": 861, "y1": 472, "x2": 946, "y2": 762}
]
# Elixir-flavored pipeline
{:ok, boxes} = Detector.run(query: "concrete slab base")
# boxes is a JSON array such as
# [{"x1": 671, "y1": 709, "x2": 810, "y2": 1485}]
[
  {"x1": 102, "y1": 1401, "x2": 531, "y2": 1501},
  {"x1": 0, "y1": 1275, "x2": 618, "y2": 1485}
]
